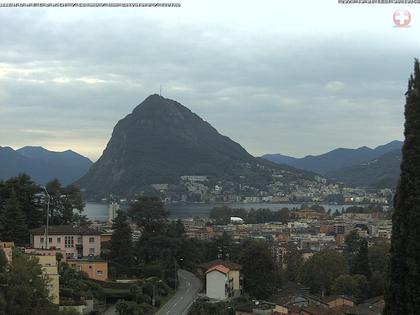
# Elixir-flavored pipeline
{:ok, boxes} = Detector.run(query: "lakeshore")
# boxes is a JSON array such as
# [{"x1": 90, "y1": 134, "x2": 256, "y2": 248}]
[{"x1": 84, "y1": 202, "x2": 357, "y2": 222}]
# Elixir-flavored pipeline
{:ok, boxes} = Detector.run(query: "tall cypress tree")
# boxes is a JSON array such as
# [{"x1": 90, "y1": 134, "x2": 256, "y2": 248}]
[
  {"x1": 385, "y1": 59, "x2": 420, "y2": 314},
  {"x1": 110, "y1": 210, "x2": 134, "y2": 277},
  {"x1": 352, "y1": 239, "x2": 371, "y2": 279}
]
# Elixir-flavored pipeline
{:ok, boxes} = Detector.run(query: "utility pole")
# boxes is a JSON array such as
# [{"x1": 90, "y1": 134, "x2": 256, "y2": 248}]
[
  {"x1": 174, "y1": 258, "x2": 183, "y2": 290},
  {"x1": 174, "y1": 259, "x2": 177, "y2": 290},
  {"x1": 42, "y1": 186, "x2": 50, "y2": 249}
]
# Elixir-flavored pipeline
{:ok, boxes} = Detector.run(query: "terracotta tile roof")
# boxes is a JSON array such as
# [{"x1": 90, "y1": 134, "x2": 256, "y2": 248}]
[
  {"x1": 199, "y1": 259, "x2": 242, "y2": 270},
  {"x1": 206, "y1": 264, "x2": 230, "y2": 274}
]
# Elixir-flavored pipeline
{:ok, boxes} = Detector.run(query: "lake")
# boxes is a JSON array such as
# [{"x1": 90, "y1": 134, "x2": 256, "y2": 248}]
[{"x1": 83, "y1": 202, "x2": 353, "y2": 222}]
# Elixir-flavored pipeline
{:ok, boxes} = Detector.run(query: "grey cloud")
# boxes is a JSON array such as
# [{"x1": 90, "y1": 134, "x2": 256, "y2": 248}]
[{"x1": 0, "y1": 9, "x2": 415, "y2": 159}]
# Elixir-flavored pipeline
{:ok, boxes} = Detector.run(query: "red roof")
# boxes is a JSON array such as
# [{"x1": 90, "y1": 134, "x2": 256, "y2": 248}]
[{"x1": 206, "y1": 264, "x2": 230, "y2": 274}]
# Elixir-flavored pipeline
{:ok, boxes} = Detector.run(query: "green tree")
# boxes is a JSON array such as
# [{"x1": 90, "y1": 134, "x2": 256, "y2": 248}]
[
  {"x1": 128, "y1": 197, "x2": 169, "y2": 234},
  {"x1": 344, "y1": 230, "x2": 360, "y2": 274},
  {"x1": 115, "y1": 299, "x2": 152, "y2": 315},
  {"x1": 369, "y1": 271, "x2": 385, "y2": 298},
  {"x1": 331, "y1": 274, "x2": 368, "y2": 302},
  {"x1": 0, "y1": 190, "x2": 28, "y2": 246},
  {"x1": 300, "y1": 251, "x2": 347, "y2": 296},
  {"x1": 385, "y1": 59, "x2": 420, "y2": 315},
  {"x1": 0, "y1": 251, "x2": 57, "y2": 315},
  {"x1": 239, "y1": 241, "x2": 277, "y2": 299},
  {"x1": 345, "y1": 230, "x2": 361, "y2": 254},
  {"x1": 284, "y1": 244, "x2": 303, "y2": 282},
  {"x1": 46, "y1": 179, "x2": 85, "y2": 225},
  {"x1": 165, "y1": 220, "x2": 185, "y2": 238},
  {"x1": 58, "y1": 308, "x2": 82, "y2": 315},
  {"x1": 2, "y1": 174, "x2": 43, "y2": 229},
  {"x1": 332, "y1": 274, "x2": 360, "y2": 297},
  {"x1": 368, "y1": 242, "x2": 390, "y2": 275},
  {"x1": 110, "y1": 210, "x2": 134, "y2": 276},
  {"x1": 0, "y1": 251, "x2": 7, "y2": 272},
  {"x1": 352, "y1": 239, "x2": 371, "y2": 279}
]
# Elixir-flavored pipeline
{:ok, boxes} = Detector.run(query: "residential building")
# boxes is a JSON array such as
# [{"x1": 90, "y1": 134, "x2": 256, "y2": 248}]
[
  {"x1": 100, "y1": 230, "x2": 113, "y2": 243},
  {"x1": 203, "y1": 261, "x2": 242, "y2": 300},
  {"x1": 27, "y1": 253, "x2": 60, "y2": 304},
  {"x1": 25, "y1": 248, "x2": 67, "y2": 262},
  {"x1": 67, "y1": 258, "x2": 108, "y2": 281},
  {"x1": 108, "y1": 202, "x2": 120, "y2": 223},
  {"x1": 29, "y1": 225, "x2": 102, "y2": 259},
  {"x1": 0, "y1": 241, "x2": 14, "y2": 263}
]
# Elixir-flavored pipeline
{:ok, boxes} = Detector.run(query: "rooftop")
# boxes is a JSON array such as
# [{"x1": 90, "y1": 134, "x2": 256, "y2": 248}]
[
  {"x1": 206, "y1": 264, "x2": 230, "y2": 274},
  {"x1": 30, "y1": 225, "x2": 101, "y2": 236},
  {"x1": 199, "y1": 259, "x2": 242, "y2": 271}
]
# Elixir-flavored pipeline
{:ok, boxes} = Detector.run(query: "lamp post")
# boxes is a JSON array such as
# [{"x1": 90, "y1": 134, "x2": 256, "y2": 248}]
[
  {"x1": 174, "y1": 258, "x2": 184, "y2": 290},
  {"x1": 42, "y1": 186, "x2": 50, "y2": 249}
]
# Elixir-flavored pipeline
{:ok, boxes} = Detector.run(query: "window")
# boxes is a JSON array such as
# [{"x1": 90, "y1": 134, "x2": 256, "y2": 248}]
[
  {"x1": 89, "y1": 248, "x2": 95, "y2": 255},
  {"x1": 89, "y1": 237, "x2": 95, "y2": 243},
  {"x1": 49, "y1": 237, "x2": 52, "y2": 243},
  {"x1": 57, "y1": 237, "x2": 61, "y2": 244},
  {"x1": 77, "y1": 237, "x2": 82, "y2": 243},
  {"x1": 65, "y1": 236, "x2": 74, "y2": 248},
  {"x1": 97, "y1": 270, "x2": 103, "y2": 275},
  {"x1": 89, "y1": 265, "x2": 92, "y2": 269},
  {"x1": 40, "y1": 237, "x2": 44, "y2": 244}
]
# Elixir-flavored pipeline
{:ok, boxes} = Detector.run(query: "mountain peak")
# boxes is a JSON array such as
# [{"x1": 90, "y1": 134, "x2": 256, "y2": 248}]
[
  {"x1": 1, "y1": 146, "x2": 92, "y2": 184},
  {"x1": 134, "y1": 94, "x2": 182, "y2": 111},
  {"x1": 77, "y1": 96, "x2": 285, "y2": 196}
]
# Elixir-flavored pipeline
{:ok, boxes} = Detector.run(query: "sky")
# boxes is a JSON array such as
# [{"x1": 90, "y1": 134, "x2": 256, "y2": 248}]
[{"x1": 0, "y1": 0, "x2": 420, "y2": 161}]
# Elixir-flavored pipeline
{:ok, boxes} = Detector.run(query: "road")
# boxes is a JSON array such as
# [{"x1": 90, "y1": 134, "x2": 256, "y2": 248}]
[
  {"x1": 155, "y1": 269, "x2": 202, "y2": 315},
  {"x1": 103, "y1": 304, "x2": 116, "y2": 315}
]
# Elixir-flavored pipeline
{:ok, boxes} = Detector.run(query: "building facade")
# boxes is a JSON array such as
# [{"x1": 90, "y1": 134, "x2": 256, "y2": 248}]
[
  {"x1": 205, "y1": 263, "x2": 242, "y2": 300},
  {"x1": 67, "y1": 259, "x2": 108, "y2": 281},
  {"x1": 29, "y1": 225, "x2": 101, "y2": 259}
]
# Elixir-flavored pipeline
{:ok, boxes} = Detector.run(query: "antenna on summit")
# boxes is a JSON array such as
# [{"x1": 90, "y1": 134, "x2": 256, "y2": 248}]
[{"x1": 159, "y1": 85, "x2": 162, "y2": 96}]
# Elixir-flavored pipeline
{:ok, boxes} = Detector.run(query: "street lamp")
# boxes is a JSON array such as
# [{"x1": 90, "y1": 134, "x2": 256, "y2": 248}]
[
  {"x1": 42, "y1": 186, "x2": 50, "y2": 249},
  {"x1": 174, "y1": 258, "x2": 184, "y2": 290}
]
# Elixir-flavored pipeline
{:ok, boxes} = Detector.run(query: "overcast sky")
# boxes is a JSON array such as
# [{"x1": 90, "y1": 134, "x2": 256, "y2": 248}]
[{"x1": 0, "y1": 0, "x2": 419, "y2": 161}]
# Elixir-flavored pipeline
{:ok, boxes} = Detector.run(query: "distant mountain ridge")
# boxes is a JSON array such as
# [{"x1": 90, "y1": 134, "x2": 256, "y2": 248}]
[
  {"x1": 0, "y1": 146, "x2": 92, "y2": 184},
  {"x1": 77, "y1": 94, "x2": 316, "y2": 196},
  {"x1": 262, "y1": 140, "x2": 403, "y2": 188},
  {"x1": 262, "y1": 140, "x2": 402, "y2": 174},
  {"x1": 326, "y1": 149, "x2": 402, "y2": 188}
]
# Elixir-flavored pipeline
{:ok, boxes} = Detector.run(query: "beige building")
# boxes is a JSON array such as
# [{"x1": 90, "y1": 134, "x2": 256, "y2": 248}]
[
  {"x1": 0, "y1": 241, "x2": 14, "y2": 263},
  {"x1": 28, "y1": 254, "x2": 60, "y2": 305},
  {"x1": 29, "y1": 225, "x2": 102, "y2": 259}
]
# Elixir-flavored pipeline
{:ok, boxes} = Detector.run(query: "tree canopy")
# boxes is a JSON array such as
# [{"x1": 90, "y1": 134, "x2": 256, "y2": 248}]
[
  {"x1": 300, "y1": 251, "x2": 347, "y2": 296},
  {"x1": 239, "y1": 240, "x2": 278, "y2": 299},
  {"x1": 385, "y1": 59, "x2": 420, "y2": 314},
  {"x1": 0, "y1": 251, "x2": 57, "y2": 315},
  {"x1": 128, "y1": 197, "x2": 169, "y2": 234},
  {"x1": 110, "y1": 210, "x2": 134, "y2": 277}
]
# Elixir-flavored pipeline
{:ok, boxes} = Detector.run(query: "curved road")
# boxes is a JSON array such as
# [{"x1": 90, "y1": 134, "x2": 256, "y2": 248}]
[{"x1": 156, "y1": 269, "x2": 202, "y2": 315}]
